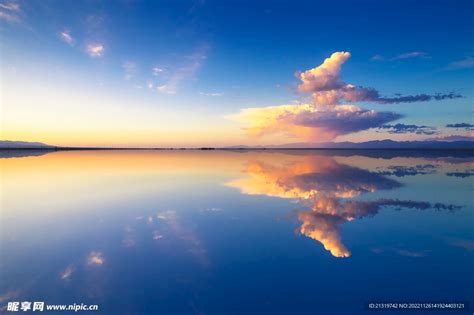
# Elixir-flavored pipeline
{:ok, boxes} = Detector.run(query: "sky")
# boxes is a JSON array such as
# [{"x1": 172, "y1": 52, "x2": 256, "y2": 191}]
[{"x1": 1, "y1": 0, "x2": 473, "y2": 147}]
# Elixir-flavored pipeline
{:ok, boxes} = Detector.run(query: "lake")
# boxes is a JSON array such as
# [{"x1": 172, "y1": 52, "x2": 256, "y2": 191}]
[{"x1": 1, "y1": 150, "x2": 473, "y2": 314}]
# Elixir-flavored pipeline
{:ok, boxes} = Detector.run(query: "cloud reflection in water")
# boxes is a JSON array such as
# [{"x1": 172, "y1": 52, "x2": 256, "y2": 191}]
[{"x1": 228, "y1": 155, "x2": 459, "y2": 258}]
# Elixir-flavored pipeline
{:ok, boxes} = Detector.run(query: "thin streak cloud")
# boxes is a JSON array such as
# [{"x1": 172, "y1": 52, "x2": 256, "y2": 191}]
[
  {"x1": 0, "y1": 2, "x2": 19, "y2": 11},
  {"x1": 59, "y1": 30, "x2": 74, "y2": 46},
  {"x1": 0, "y1": 1, "x2": 21, "y2": 25},
  {"x1": 379, "y1": 123, "x2": 437, "y2": 135},
  {"x1": 157, "y1": 45, "x2": 208, "y2": 94}
]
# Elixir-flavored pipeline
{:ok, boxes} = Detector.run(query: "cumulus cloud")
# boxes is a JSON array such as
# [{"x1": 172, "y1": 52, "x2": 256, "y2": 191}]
[
  {"x1": 86, "y1": 44, "x2": 104, "y2": 57},
  {"x1": 446, "y1": 123, "x2": 474, "y2": 130},
  {"x1": 231, "y1": 51, "x2": 462, "y2": 142},
  {"x1": 378, "y1": 123, "x2": 437, "y2": 135},
  {"x1": 297, "y1": 51, "x2": 461, "y2": 105},
  {"x1": 230, "y1": 104, "x2": 401, "y2": 141},
  {"x1": 87, "y1": 251, "x2": 105, "y2": 266},
  {"x1": 59, "y1": 30, "x2": 74, "y2": 46}
]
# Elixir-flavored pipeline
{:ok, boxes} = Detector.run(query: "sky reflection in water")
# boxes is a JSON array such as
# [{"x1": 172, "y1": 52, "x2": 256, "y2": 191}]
[{"x1": 1, "y1": 150, "x2": 473, "y2": 314}]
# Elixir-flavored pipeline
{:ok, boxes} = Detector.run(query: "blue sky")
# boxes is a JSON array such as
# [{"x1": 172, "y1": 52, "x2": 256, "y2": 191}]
[{"x1": 1, "y1": 0, "x2": 473, "y2": 146}]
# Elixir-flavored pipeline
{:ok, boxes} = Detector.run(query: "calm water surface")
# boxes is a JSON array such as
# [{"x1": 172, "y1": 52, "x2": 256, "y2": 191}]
[{"x1": 1, "y1": 150, "x2": 473, "y2": 314}]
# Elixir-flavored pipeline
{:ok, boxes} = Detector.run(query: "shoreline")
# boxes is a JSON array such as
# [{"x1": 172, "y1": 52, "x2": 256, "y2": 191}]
[{"x1": 1, "y1": 147, "x2": 474, "y2": 151}]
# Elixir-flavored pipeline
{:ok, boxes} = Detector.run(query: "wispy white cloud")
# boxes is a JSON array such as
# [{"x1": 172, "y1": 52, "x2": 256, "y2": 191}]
[
  {"x1": 372, "y1": 51, "x2": 430, "y2": 62},
  {"x1": 200, "y1": 92, "x2": 223, "y2": 97},
  {"x1": 391, "y1": 51, "x2": 430, "y2": 61},
  {"x1": 0, "y1": 2, "x2": 21, "y2": 24},
  {"x1": 122, "y1": 61, "x2": 136, "y2": 80},
  {"x1": 59, "y1": 30, "x2": 74, "y2": 46},
  {"x1": 152, "y1": 230, "x2": 163, "y2": 240},
  {"x1": 60, "y1": 265, "x2": 75, "y2": 280},
  {"x1": 156, "y1": 84, "x2": 176, "y2": 94},
  {"x1": 0, "y1": 2, "x2": 19, "y2": 11},
  {"x1": 446, "y1": 57, "x2": 474, "y2": 70},
  {"x1": 0, "y1": 10, "x2": 19, "y2": 23},
  {"x1": 371, "y1": 54, "x2": 384, "y2": 61},
  {"x1": 156, "y1": 45, "x2": 208, "y2": 94},
  {"x1": 152, "y1": 67, "x2": 164, "y2": 76},
  {"x1": 86, "y1": 44, "x2": 104, "y2": 57}
]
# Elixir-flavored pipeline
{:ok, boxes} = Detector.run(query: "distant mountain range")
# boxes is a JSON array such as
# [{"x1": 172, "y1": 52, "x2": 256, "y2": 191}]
[
  {"x1": 0, "y1": 141, "x2": 56, "y2": 149},
  {"x1": 1, "y1": 139, "x2": 474, "y2": 150},
  {"x1": 227, "y1": 139, "x2": 474, "y2": 149}
]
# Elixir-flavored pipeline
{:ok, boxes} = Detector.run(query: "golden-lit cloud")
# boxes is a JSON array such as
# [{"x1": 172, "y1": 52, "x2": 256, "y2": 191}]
[
  {"x1": 230, "y1": 51, "x2": 462, "y2": 142},
  {"x1": 298, "y1": 208, "x2": 350, "y2": 257},
  {"x1": 297, "y1": 51, "x2": 461, "y2": 105},
  {"x1": 230, "y1": 104, "x2": 401, "y2": 141},
  {"x1": 297, "y1": 51, "x2": 351, "y2": 105},
  {"x1": 227, "y1": 156, "x2": 399, "y2": 200}
]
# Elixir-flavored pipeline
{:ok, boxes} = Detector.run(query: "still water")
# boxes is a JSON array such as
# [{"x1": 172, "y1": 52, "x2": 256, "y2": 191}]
[{"x1": 1, "y1": 150, "x2": 473, "y2": 314}]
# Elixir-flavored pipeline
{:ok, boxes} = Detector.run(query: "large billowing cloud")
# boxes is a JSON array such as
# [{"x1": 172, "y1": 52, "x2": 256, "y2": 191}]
[
  {"x1": 297, "y1": 51, "x2": 462, "y2": 105},
  {"x1": 231, "y1": 104, "x2": 401, "y2": 141},
  {"x1": 231, "y1": 51, "x2": 462, "y2": 142}
]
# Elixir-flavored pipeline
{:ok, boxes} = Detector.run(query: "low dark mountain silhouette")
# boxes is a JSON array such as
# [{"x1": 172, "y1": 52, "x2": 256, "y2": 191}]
[
  {"x1": 227, "y1": 139, "x2": 474, "y2": 149},
  {"x1": 0, "y1": 140, "x2": 55, "y2": 149}
]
